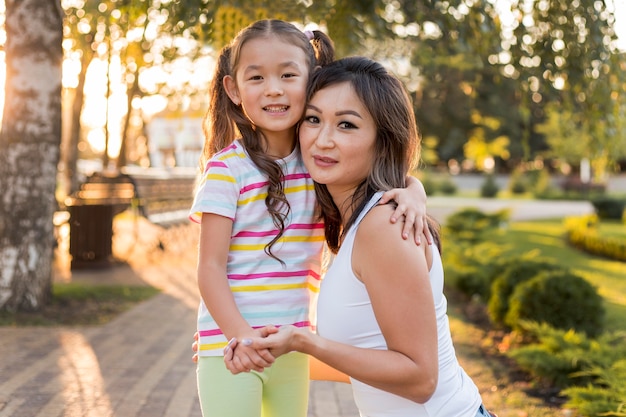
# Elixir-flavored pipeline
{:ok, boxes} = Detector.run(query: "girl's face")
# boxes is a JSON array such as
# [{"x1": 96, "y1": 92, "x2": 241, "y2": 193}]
[
  {"x1": 299, "y1": 81, "x2": 377, "y2": 202},
  {"x1": 224, "y1": 36, "x2": 309, "y2": 148}
]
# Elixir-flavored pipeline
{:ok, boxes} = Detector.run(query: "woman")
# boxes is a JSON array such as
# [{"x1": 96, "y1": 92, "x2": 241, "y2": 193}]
[{"x1": 224, "y1": 56, "x2": 496, "y2": 417}]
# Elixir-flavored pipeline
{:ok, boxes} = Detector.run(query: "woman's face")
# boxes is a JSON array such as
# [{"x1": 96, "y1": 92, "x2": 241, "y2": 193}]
[{"x1": 299, "y1": 81, "x2": 377, "y2": 200}]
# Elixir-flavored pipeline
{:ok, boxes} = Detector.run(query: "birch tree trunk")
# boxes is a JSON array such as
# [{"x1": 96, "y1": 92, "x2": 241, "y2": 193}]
[{"x1": 0, "y1": 0, "x2": 64, "y2": 311}]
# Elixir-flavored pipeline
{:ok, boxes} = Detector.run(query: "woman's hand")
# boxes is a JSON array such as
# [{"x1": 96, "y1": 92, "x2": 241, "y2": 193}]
[
  {"x1": 223, "y1": 326, "x2": 279, "y2": 374},
  {"x1": 380, "y1": 176, "x2": 432, "y2": 245}
]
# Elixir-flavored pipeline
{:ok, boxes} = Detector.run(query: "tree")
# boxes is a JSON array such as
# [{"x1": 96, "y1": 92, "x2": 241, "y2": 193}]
[
  {"x1": 507, "y1": 0, "x2": 620, "y2": 166},
  {"x1": 391, "y1": 0, "x2": 519, "y2": 166},
  {"x1": 0, "y1": 0, "x2": 64, "y2": 311}
]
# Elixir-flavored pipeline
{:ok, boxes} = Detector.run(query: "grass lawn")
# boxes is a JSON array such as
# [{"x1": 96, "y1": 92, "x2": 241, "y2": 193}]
[
  {"x1": 489, "y1": 218, "x2": 626, "y2": 332},
  {"x1": 0, "y1": 283, "x2": 160, "y2": 326}
]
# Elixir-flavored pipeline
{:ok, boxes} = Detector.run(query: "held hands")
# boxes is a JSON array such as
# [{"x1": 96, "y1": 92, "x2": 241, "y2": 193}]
[
  {"x1": 223, "y1": 325, "x2": 299, "y2": 374},
  {"x1": 191, "y1": 327, "x2": 278, "y2": 373}
]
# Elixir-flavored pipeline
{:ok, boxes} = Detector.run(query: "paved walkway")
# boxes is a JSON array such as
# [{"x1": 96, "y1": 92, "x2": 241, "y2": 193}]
[{"x1": 0, "y1": 197, "x2": 595, "y2": 417}]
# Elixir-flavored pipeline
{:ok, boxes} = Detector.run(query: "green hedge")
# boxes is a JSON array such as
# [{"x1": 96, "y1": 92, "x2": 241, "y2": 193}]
[{"x1": 565, "y1": 215, "x2": 626, "y2": 262}]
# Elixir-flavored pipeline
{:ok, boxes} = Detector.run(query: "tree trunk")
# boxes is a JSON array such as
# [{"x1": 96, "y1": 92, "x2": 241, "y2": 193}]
[{"x1": 0, "y1": 0, "x2": 64, "y2": 311}]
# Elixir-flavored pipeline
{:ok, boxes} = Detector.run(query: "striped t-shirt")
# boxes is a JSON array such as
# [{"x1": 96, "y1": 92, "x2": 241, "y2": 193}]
[{"x1": 190, "y1": 140, "x2": 325, "y2": 356}]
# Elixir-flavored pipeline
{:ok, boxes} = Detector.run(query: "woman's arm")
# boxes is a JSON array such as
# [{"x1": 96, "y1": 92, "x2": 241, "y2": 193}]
[
  {"x1": 380, "y1": 176, "x2": 432, "y2": 245},
  {"x1": 197, "y1": 213, "x2": 274, "y2": 371}
]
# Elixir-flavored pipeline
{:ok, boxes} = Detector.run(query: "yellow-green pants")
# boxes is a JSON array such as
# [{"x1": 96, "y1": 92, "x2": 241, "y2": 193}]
[{"x1": 197, "y1": 352, "x2": 309, "y2": 417}]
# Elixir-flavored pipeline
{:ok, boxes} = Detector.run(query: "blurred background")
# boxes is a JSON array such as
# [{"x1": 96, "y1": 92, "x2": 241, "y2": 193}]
[{"x1": 1, "y1": 0, "x2": 625, "y2": 196}]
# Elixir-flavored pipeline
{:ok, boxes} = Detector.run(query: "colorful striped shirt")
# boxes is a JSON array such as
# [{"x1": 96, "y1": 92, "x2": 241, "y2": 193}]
[{"x1": 190, "y1": 140, "x2": 325, "y2": 356}]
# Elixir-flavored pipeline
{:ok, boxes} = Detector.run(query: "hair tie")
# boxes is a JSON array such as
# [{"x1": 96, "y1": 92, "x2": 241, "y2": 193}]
[{"x1": 304, "y1": 30, "x2": 314, "y2": 41}]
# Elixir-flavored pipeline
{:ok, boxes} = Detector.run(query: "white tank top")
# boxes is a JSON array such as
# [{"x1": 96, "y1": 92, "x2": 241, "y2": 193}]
[{"x1": 316, "y1": 192, "x2": 482, "y2": 417}]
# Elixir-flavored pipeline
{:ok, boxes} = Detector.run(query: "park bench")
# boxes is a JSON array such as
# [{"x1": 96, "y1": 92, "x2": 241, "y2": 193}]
[
  {"x1": 126, "y1": 168, "x2": 197, "y2": 227},
  {"x1": 63, "y1": 168, "x2": 197, "y2": 269}
]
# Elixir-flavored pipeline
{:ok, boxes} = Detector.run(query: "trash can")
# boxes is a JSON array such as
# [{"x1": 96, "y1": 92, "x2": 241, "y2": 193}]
[{"x1": 67, "y1": 203, "x2": 115, "y2": 269}]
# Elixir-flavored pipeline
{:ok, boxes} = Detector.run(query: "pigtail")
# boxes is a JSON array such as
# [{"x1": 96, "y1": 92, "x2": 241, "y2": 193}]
[
  {"x1": 199, "y1": 46, "x2": 238, "y2": 170},
  {"x1": 310, "y1": 30, "x2": 335, "y2": 67}
]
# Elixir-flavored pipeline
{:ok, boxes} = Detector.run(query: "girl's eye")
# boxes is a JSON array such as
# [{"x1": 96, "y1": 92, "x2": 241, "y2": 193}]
[
  {"x1": 249, "y1": 75, "x2": 263, "y2": 81},
  {"x1": 282, "y1": 73, "x2": 298, "y2": 78}
]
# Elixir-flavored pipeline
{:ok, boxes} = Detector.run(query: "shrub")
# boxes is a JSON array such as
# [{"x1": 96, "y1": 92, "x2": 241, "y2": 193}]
[
  {"x1": 445, "y1": 207, "x2": 509, "y2": 244},
  {"x1": 487, "y1": 257, "x2": 563, "y2": 326},
  {"x1": 562, "y1": 359, "x2": 626, "y2": 417},
  {"x1": 508, "y1": 170, "x2": 527, "y2": 195},
  {"x1": 438, "y1": 178, "x2": 458, "y2": 195},
  {"x1": 525, "y1": 168, "x2": 552, "y2": 197},
  {"x1": 443, "y1": 241, "x2": 508, "y2": 300},
  {"x1": 420, "y1": 175, "x2": 438, "y2": 196},
  {"x1": 505, "y1": 269, "x2": 605, "y2": 337},
  {"x1": 480, "y1": 174, "x2": 499, "y2": 198},
  {"x1": 508, "y1": 322, "x2": 626, "y2": 389},
  {"x1": 591, "y1": 197, "x2": 626, "y2": 220},
  {"x1": 565, "y1": 215, "x2": 626, "y2": 262}
]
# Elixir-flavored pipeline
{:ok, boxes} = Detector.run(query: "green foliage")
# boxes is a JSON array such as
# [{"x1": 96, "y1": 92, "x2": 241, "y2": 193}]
[
  {"x1": 505, "y1": 269, "x2": 605, "y2": 337},
  {"x1": 443, "y1": 209, "x2": 512, "y2": 299},
  {"x1": 421, "y1": 175, "x2": 438, "y2": 196},
  {"x1": 438, "y1": 178, "x2": 458, "y2": 195},
  {"x1": 508, "y1": 322, "x2": 626, "y2": 389},
  {"x1": 565, "y1": 215, "x2": 626, "y2": 262},
  {"x1": 508, "y1": 0, "x2": 620, "y2": 171},
  {"x1": 507, "y1": 167, "x2": 553, "y2": 197},
  {"x1": 442, "y1": 241, "x2": 507, "y2": 300},
  {"x1": 591, "y1": 197, "x2": 626, "y2": 220},
  {"x1": 509, "y1": 176, "x2": 527, "y2": 195},
  {"x1": 445, "y1": 207, "x2": 509, "y2": 244},
  {"x1": 480, "y1": 174, "x2": 499, "y2": 198},
  {"x1": 487, "y1": 257, "x2": 563, "y2": 326},
  {"x1": 562, "y1": 360, "x2": 626, "y2": 417}
]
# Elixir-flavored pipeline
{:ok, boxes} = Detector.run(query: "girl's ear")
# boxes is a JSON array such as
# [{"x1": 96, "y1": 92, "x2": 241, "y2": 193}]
[{"x1": 223, "y1": 75, "x2": 241, "y2": 105}]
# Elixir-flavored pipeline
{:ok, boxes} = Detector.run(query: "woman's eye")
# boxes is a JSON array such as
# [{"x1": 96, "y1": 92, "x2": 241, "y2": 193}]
[
  {"x1": 283, "y1": 73, "x2": 298, "y2": 78},
  {"x1": 304, "y1": 115, "x2": 319, "y2": 124},
  {"x1": 339, "y1": 121, "x2": 356, "y2": 129}
]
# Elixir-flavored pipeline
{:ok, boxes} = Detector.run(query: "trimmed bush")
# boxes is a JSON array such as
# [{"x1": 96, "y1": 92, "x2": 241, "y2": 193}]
[
  {"x1": 445, "y1": 207, "x2": 509, "y2": 244},
  {"x1": 420, "y1": 175, "x2": 438, "y2": 196},
  {"x1": 591, "y1": 197, "x2": 626, "y2": 220},
  {"x1": 565, "y1": 215, "x2": 626, "y2": 262},
  {"x1": 438, "y1": 178, "x2": 458, "y2": 195},
  {"x1": 505, "y1": 269, "x2": 605, "y2": 337},
  {"x1": 508, "y1": 170, "x2": 527, "y2": 195},
  {"x1": 480, "y1": 174, "x2": 499, "y2": 198},
  {"x1": 487, "y1": 258, "x2": 563, "y2": 326}
]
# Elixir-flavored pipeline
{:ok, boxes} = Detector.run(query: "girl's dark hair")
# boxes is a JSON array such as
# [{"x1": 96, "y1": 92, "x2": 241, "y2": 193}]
[
  {"x1": 199, "y1": 20, "x2": 335, "y2": 262},
  {"x1": 305, "y1": 56, "x2": 441, "y2": 253}
]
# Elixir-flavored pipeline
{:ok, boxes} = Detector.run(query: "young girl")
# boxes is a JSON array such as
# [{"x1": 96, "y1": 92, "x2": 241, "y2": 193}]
[
  {"x1": 190, "y1": 20, "x2": 428, "y2": 417},
  {"x1": 225, "y1": 56, "x2": 497, "y2": 417}
]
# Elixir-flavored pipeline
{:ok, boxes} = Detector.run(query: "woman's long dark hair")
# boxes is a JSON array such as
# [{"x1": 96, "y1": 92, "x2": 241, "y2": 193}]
[{"x1": 305, "y1": 57, "x2": 440, "y2": 253}]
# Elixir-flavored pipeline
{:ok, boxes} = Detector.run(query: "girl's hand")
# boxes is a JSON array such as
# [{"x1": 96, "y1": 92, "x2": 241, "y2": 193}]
[
  {"x1": 223, "y1": 326, "x2": 278, "y2": 374},
  {"x1": 191, "y1": 331, "x2": 199, "y2": 363},
  {"x1": 380, "y1": 176, "x2": 432, "y2": 245}
]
